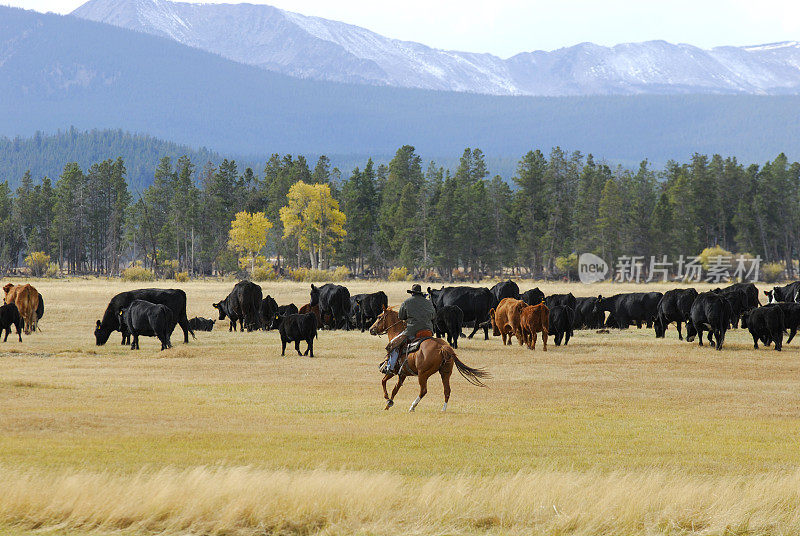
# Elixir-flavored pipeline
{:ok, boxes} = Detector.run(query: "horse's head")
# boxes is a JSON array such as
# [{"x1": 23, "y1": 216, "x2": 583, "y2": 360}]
[{"x1": 369, "y1": 306, "x2": 400, "y2": 336}]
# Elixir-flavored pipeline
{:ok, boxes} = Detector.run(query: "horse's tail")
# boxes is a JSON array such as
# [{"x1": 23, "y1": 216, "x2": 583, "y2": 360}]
[{"x1": 443, "y1": 346, "x2": 490, "y2": 387}]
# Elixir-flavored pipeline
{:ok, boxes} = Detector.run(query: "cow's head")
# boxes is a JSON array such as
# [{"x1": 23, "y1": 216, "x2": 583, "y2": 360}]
[
  {"x1": 94, "y1": 319, "x2": 112, "y2": 346},
  {"x1": 212, "y1": 302, "x2": 226, "y2": 320},
  {"x1": 488, "y1": 308, "x2": 500, "y2": 336},
  {"x1": 310, "y1": 284, "x2": 320, "y2": 306},
  {"x1": 2, "y1": 283, "x2": 12, "y2": 296},
  {"x1": 653, "y1": 315, "x2": 666, "y2": 338}
]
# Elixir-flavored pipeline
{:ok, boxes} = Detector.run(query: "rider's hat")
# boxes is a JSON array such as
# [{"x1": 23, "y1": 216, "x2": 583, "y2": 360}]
[{"x1": 407, "y1": 284, "x2": 424, "y2": 296}]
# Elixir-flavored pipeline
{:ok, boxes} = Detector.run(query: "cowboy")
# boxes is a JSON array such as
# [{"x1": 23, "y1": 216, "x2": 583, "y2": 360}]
[{"x1": 384, "y1": 284, "x2": 436, "y2": 375}]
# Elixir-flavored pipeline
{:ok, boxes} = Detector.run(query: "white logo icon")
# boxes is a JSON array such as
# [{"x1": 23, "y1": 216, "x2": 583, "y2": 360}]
[{"x1": 579, "y1": 253, "x2": 608, "y2": 284}]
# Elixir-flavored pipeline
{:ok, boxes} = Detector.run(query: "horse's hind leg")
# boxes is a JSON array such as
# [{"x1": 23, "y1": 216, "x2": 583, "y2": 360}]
[
  {"x1": 439, "y1": 363, "x2": 453, "y2": 412},
  {"x1": 410, "y1": 372, "x2": 431, "y2": 412}
]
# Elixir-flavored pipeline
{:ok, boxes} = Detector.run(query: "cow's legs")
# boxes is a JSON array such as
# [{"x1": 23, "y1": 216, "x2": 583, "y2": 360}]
[
  {"x1": 788, "y1": 328, "x2": 797, "y2": 344},
  {"x1": 295, "y1": 339, "x2": 302, "y2": 356},
  {"x1": 305, "y1": 337, "x2": 313, "y2": 357},
  {"x1": 677, "y1": 322, "x2": 683, "y2": 341},
  {"x1": 2, "y1": 327, "x2": 8, "y2": 342},
  {"x1": 281, "y1": 337, "x2": 287, "y2": 356},
  {"x1": 178, "y1": 317, "x2": 192, "y2": 343}
]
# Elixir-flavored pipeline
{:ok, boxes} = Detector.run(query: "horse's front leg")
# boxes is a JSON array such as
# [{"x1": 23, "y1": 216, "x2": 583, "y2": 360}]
[
  {"x1": 381, "y1": 373, "x2": 392, "y2": 400},
  {"x1": 386, "y1": 374, "x2": 406, "y2": 410}
]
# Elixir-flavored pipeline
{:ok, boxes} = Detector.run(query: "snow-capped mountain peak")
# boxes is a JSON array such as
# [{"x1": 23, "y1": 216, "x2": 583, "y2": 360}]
[{"x1": 72, "y1": 0, "x2": 800, "y2": 96}]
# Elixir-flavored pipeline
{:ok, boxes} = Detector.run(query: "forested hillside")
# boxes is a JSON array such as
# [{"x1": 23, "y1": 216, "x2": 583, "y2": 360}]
[
  {"x1": 2, "y1": 145, "x2": 798, "y2": 280},
  {"x1": 0, "y1": 129, "x2": 222, "y2": 189}
]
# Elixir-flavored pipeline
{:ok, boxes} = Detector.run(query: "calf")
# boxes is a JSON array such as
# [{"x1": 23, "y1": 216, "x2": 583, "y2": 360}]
[
  {"x1": 743, "y1": 305, "x2": 784, "y2": 351},
  {"x1": 434, "y1": 305, "x2": 464, "y2": 348},
  {"x1": 120, "y1": 299, "x2": 173, "y2": 350},
  {"x1": 489, "y1": 297, "x2": 527, "y2": 345},
  {"x1": 0, "y1": 303, "x2": 23, "y2": 342},
  {"x1": 519, "y1": 303, "x2": 549, "y2": 351},
  {"x1": 277, "y1": 304, "x2": 299, "y2": 317},
  {"x1": 686, "y1": 292, "x2": 732, "y2": 350},
  {"x1": 275, "y1": 313, "x2": 318, "y2": 357},
  {"x1": 260, "y1": 295, "x2": 279, "y2": 330},
  {"x1": 654, "y1": 288, "x2": 698, "y2": 339},
  {"x1": 188, "y1": 316, "x2": 215, "y2": 332},
  {"x1": 548, "y1": 305, "x2": 574, "y2": 346}
]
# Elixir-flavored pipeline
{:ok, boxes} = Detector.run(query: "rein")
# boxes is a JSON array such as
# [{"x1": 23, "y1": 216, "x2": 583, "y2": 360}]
[{"x1": 374, "y1": 319, "x2": 405, "y2": 337}]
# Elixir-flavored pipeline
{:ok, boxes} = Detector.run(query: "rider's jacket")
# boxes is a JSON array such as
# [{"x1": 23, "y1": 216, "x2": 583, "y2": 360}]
[{"x1": 398, "y1": 294, "x2": 435, "y2": 339}]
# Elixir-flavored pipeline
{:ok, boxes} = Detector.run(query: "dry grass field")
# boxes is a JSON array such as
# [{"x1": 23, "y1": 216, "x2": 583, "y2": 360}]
[{"x1": 3, "y1": 278, "x2": 800, "y2": 535}]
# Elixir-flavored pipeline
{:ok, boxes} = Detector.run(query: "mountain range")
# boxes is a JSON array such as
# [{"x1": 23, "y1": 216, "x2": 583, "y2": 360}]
[
  {"x1": 1, "y1": 3, "x2": 799, "y2": 176},
  {"x1": 73, "y1": 0, "x2": 800, "y2": 96}
]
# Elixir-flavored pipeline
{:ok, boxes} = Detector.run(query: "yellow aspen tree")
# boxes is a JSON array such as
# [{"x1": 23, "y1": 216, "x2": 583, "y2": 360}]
[{"x1": 228, "y1": 211, "x2": 273, "y2": 273}]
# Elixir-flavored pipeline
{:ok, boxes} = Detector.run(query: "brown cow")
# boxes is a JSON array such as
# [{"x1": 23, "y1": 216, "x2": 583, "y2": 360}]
[
  {"x1": 520, "y1": 303, "x2": 549, "y2": 351},
  {"x1": 3, "y1": 283, "x2": 39, "y2": 335},
  {"x1": 299, "y1": 302, "x2": 324, "y2": 325},
  {"x1": 489, "y1": 297, "x2": 527, "y2": 346}
]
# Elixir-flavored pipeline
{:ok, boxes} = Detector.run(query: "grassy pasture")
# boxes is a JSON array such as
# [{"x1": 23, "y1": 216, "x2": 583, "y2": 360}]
[{"x1": 2, "y1": 279, "x2": 800, "y2": 535}]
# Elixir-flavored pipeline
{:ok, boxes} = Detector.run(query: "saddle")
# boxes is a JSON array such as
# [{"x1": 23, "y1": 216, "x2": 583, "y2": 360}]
[
  {"x1": 403, "y1": 330, "x2": 434, "y2": 355},
  {"x1": 380, "y1": 330, "x2": 434, "y2": 376}
]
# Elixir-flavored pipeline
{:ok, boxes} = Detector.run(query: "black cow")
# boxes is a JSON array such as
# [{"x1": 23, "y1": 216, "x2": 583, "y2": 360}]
[
  {"x1": 434, "y1": 305, "x2": 464, "y2": 348},
  {"x1": 521, "y1": 288, "x2": 545, "y2": 305},
  {"x1": 597, "y1": 292, "x2": 662, "y2": 329},
  {"x1": 719, "y1": 282, "x2": 760, "y2": 311},
  {"x1": 548, "y1": 305, "x2": 574, "y2": 346},
  {"x1": 427, "y1": 286, "x2": 494, "y2": 340},
  {"x1": 353, "y1": 291, "x2": 389, "y2": 332},
  {"x1": 214, "y1": 281, "x2": 263, "y2": 332},
  {"x1": 188, "y1": 317, "x2": 215, "y2": 331},
  {"x1": 277, "y1": 304, "x2": 299, "y2": 317},
  {"x1": 654, "y1": 288, "x2": 698, "y2": 339},
  {"x1": 744, "y1": 302, "x2": 800, "y2": 345},
  {"x1": 0, "y1": 303, "x2": 23, "y2": 342},
  {"x1": 120, "y1": 299, "x2": 173, "y2": 350},
  {"x1": 686, "y1": 292, "x2": 732, "y2": 350},
  {"x1": 490, "y1": 280, "x2": 520, "y2": 306},
  {"x1": 712, "y1": 287, "x2": 748, "y2": 328},
  {"x1": 34, "y1": 294, "x2": 43, "y2": 331},
  {"x1": 574, "y1": 297, "x2": 604, "y2": 330},
  {"x1": 765, "y1": 281, "x2": 800, "y2": 304},
  {"x1": 95, "y1": 289, "x2": 193, "y2": 346},
  {"x1": 546, "y1": 293, "x2": 577, "y2": 311},
  {"x1": 310, "y1": 284, "x2": 351, "y2": 330},
  {"x1": 275, "y1": 313, "x2": 318, "y2": 357},
  {"x1": 743, "y1": 305, "x2": 784, "y2": 351},
  {"x1": 260, "y1": 295, "x2": 279, "y2": 330}
]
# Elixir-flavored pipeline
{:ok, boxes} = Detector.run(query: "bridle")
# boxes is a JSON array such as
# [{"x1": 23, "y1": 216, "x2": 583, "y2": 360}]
[{"x1": 373, "y1": 317, "x2": 405, "y2": 337}]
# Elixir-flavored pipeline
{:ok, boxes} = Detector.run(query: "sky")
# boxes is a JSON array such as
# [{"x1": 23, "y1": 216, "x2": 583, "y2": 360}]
[{"x1": 4, "y1": 0, "x2": 800, "y2": 57}]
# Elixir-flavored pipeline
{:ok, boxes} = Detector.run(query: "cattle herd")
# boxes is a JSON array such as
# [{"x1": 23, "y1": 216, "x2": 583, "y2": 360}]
[{"x1": 1, "y1": 278, "x2": 800, "y2": 356}]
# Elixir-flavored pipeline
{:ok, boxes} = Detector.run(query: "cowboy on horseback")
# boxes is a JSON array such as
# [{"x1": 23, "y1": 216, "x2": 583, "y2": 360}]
[{"x1": 382, "y1": 284, "x2": 435, "y2": 376}]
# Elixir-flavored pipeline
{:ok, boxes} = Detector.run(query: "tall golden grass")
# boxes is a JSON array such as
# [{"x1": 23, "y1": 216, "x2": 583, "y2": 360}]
[
  {"x1": 4, "y1": 279, "x2": 800, "y2": 535},
  {"x1": 3, "y1": 465, "x2": 800, "y2": 535}
]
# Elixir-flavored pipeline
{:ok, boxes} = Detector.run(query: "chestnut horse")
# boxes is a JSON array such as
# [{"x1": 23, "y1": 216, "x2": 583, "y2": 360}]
[{"x1": 369, "y1": 307, "x2": 488, "y2": 411}]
